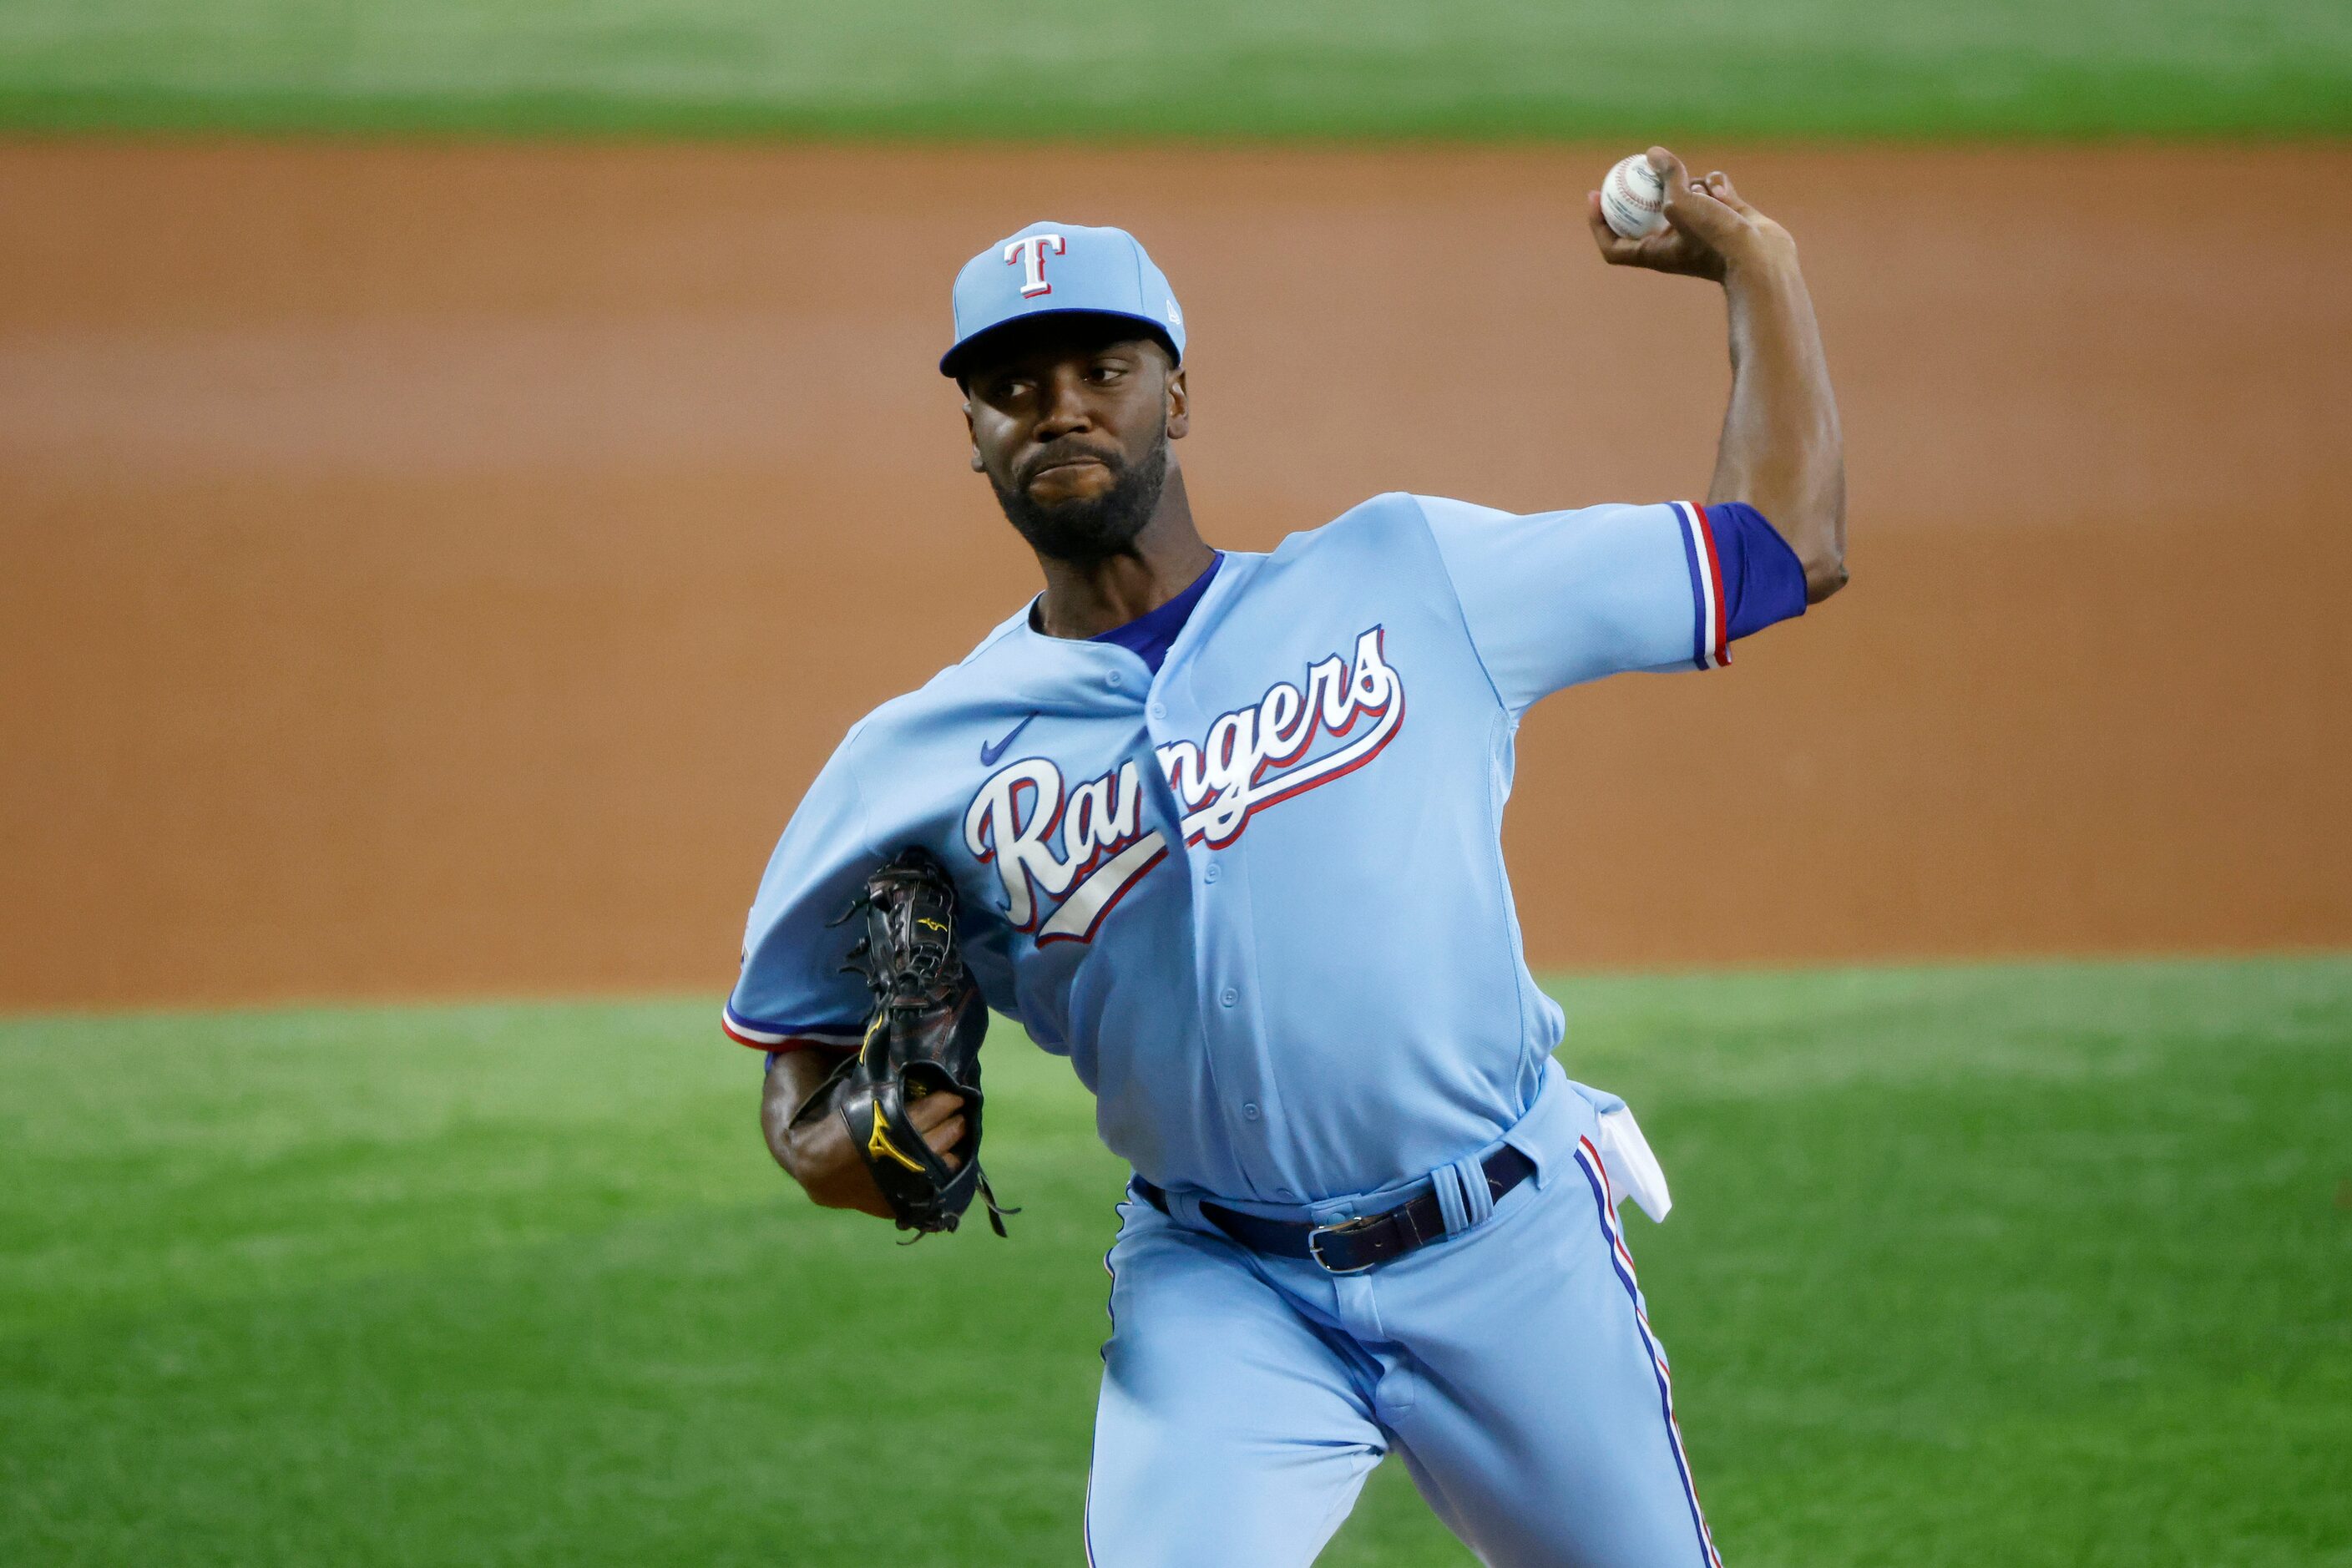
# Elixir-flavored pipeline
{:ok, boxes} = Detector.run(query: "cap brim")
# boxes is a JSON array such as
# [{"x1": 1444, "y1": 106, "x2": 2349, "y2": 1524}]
[{"x1": 939, "y1": 307, "x2": 1181, "y2": 379}]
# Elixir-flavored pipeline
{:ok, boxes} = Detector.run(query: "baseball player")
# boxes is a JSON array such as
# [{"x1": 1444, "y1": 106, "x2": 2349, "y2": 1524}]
[{"x1": 733, "y1": 147, "x2": 1846, "y2": 1565}]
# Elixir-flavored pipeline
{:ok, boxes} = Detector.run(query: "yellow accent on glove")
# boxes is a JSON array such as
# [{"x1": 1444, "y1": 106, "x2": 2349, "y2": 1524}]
[{"x1": 867, "y1": 1100, "x2": 927, "y2": 1173}]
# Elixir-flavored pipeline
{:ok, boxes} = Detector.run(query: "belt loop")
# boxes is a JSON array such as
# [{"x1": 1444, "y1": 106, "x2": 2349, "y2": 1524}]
[
  {"x1": 1184, "y1": 1191, "x2": 1220, "y2": 1232},
  {"x1": 1432, "y1": 1161, "x2": 1470, "y2": 1237},
  {"x1": 1453, "y1": 1152, "x2": 1495, "y2": 1230},
  {"x1": 1163, "y1": 1188, "x2": 1211, "y2": 1232}
]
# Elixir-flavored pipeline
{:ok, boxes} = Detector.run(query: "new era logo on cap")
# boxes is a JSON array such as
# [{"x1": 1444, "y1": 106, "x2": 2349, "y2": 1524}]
[{"x1": 942, "y1": 221, "x2": 1186, "y2": 377}]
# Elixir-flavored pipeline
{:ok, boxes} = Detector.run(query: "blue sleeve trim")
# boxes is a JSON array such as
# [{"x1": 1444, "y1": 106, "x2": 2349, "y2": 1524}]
[{"x1": 1710, "y1": 503, "x2": 1808, "y2": 641}]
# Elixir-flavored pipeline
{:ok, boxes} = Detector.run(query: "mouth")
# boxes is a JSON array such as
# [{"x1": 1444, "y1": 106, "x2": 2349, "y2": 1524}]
[
  {"x1": 1023, "y1": 444, "x2": 1121, "y2": 487},
  {"x1": 1029, "y1": 456, "x2": 1111, "y2": 483}
]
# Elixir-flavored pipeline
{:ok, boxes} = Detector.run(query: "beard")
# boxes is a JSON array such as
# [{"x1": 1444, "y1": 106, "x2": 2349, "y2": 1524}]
[{"x1": 989, "y1": 433, "x2": 1170, "y2": 565}]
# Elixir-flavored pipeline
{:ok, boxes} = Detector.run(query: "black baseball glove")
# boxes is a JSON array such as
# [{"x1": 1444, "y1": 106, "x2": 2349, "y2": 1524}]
[{"x1": 792, "y1": 847, "x2": 1013, "y2": 1238}]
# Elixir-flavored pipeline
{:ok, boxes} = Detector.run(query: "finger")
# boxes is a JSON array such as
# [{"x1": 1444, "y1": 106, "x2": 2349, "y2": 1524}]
[
  {"x1": 1645, "y1": 145, "x2": 1741, "y2": 245},
  {"x1": 1586, "y1": 189, "x2": 1654, "y2": 266},
  {"x1": 1702, "y1": 169, "x2": 1762, "y2": 220},
  {"x1": 923, "y1": 1116, "x2": 967, "y2": 1171},
  {"x1": 1586, "y1": 190, "x2": 1631, "y2": 260},
  {"x1": 905, "y1": 1090, "x2": 965, "y2": 1131},
  {"x1": 1656, "y1": 162, "x2": 1744, "y2": 248}
]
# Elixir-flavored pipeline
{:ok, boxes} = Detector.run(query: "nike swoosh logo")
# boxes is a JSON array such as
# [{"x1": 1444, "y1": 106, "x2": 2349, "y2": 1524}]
[{"x1": 979, "y1": 711, "x2": 1039, "y2": 767}]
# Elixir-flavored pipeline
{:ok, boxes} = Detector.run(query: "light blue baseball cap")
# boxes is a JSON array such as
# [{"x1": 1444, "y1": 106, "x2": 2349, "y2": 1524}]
[{"x1": 940, "y1": 220, "x2": 1186, "y2": 378}]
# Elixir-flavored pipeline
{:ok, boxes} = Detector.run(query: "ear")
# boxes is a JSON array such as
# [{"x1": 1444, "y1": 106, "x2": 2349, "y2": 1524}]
[
  {"x1": 963, "y1": 399, "x2": 985, "y2": 472},
  {"x1": 1165, "y1": 367, "x2": 1189, "y2": 441}
]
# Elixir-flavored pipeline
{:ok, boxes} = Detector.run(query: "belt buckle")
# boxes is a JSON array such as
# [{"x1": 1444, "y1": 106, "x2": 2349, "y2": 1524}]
[{"x1": 1306, "y1": 1214, "x2": 1382, "y2": 1275}]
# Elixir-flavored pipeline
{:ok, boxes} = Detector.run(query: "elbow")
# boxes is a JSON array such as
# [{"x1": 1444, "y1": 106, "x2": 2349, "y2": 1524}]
[
  {"x1": 760, "y1": 1105, "x2": 798, "y2": 1177},
  {"x1": 1735, "y1": 473, "x2": 1844, "y2": 604},
  {"x1": 761, "y1": 1090, "x2": 865, "y2": 1213},
  {"x1": 764, "y1": 1123, "x2": 836, "y2": 1206},
  {"x1": 1803, "y1": 553, "x2": 1848, "y2": 604},
  {"x1": 758, "y1": 1084, "x2": 805, "y2": 1179},
  {"x1": 1798, "y1": 482, "x2": 1848, "y2": 604}
]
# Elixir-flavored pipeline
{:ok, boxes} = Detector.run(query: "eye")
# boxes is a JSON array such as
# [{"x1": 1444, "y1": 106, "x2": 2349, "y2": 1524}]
[{"x1": 1089, "y1": 362, "x2": 1126, "y2": 384}]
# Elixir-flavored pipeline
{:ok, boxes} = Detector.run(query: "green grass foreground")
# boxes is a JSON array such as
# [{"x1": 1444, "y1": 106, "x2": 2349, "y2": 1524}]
[
  {"x1": 2, "y1": 957, "x2": 2347, "y2": 1565},
  {"x1": 0, "y1": 1, "x2": 2346, "y2": 139}
]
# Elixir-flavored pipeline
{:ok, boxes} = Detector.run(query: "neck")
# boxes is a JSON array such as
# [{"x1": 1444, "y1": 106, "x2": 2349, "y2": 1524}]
[{"x1": 1033, "y1": 466, "x2": 1214, "y2": 640}]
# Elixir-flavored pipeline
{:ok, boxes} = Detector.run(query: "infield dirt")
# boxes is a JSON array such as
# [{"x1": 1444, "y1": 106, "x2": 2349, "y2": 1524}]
[{"x1": 2, "y1": 143, "x2": 2344, "y2": 1010}]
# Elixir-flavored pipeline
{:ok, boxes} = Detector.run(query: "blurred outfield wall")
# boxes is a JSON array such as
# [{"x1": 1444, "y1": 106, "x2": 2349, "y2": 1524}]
[
  {"x1": 2, "y1": 141, "x2": 2346, "y2": 1011},
  {"x1": 0, "y1": 4, "x2": 2346, "y2": 1010}
]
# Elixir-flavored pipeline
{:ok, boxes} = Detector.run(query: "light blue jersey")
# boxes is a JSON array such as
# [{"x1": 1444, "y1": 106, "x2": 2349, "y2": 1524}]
[
  {"x1": 745, "y1": 214, "x2": 1833, "y2": 1566},
  {"x1": 727, "y1": 491, "x2": 1778, "y2": 1205}
]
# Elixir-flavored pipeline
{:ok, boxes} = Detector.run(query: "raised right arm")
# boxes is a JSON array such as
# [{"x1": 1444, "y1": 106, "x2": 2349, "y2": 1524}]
[{"x1": 1589, "y1": 147, "x2": 1849, "y2": 604}]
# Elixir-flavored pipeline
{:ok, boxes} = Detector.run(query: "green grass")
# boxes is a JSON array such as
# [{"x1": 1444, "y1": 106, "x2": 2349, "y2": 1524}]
[
  {"x1": 0, "y1": 1, "x2": 2346, "y2": 139},
  {"x1": 2, "y1": 957, "x2": 2347, "y2": 1565}
]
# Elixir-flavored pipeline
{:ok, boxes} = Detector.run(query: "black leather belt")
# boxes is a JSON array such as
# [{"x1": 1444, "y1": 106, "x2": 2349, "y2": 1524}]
[{"x1": 1133, "y1": 1145, "x2": 1535, "y2": 1275}]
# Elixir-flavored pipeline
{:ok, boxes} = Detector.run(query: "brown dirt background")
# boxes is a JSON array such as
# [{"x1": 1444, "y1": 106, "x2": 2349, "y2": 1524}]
[{"x1": 2, "y1": 142, "x2": 2345, "y2": 1013}]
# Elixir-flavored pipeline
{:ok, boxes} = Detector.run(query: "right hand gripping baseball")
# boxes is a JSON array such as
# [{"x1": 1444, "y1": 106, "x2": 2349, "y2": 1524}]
[
  {"x1": 1587, "y1": 147, "x2": 1795, "y2": 281},
  {"x1": 791, "y1": 847, "x2": 1014, "y2": 1239}
]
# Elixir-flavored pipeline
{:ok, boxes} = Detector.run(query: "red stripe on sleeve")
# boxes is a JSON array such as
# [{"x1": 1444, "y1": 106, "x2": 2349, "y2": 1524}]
[
  {"x1": 1692, "y1": 503, "x2": 1730, "y2": 668},
  {"x1": 721, "y1": 1016, "x2": 858, "y2": 1053}
]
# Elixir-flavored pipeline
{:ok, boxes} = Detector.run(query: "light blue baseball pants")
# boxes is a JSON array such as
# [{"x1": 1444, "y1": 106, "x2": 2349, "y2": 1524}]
[{"x1": 1084, "y1": 1073, "x2": 1722, "y2": 1567}]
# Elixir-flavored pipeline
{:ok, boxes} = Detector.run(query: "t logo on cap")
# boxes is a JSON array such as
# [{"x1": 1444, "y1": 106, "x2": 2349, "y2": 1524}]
[
  {"x1": 1004, "y1": 233, "x2": 1066, "y2": 298},
  {"x1": 942, "y1": 223, "x2": 1183, "y2": 377}
]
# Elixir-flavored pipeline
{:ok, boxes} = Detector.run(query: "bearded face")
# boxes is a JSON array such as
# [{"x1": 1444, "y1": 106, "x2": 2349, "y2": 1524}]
[
  {"x1": 986, "y1": 422, "x2": 1171, "y2": 565},
  {"x1": 958, "y1": 316, "x2": 1186, "y2": 567}
]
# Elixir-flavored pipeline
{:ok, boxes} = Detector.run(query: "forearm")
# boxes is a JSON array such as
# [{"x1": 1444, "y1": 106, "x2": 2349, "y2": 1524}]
[
  {"x1": 759, "y1": 1048, "x2": 956, "y2": 1221},
  {"x1": 1707, "y1": 253, "x2": 1848, "y2": 602}
]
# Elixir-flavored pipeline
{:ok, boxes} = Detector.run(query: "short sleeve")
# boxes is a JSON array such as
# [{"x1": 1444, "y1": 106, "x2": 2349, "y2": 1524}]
[
  {"x1": 721, "y1": 729, "x2": 882, "y2": 1053},
  {"x1": 1418, "y1": 494, "x2": 1803, "y2": 713}
]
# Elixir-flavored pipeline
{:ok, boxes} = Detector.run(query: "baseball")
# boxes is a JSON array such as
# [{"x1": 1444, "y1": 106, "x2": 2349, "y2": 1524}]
[{"x1": 1600, "y1": 153, "x2": 1668, "y2": 239}]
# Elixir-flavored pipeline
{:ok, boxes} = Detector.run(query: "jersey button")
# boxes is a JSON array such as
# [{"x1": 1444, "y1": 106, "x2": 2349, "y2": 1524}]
[
  {"x1": 1105, "y1": 671, "x2": 1125, "y2": 690},
  {"x1": 1148, "y1": 701, "x2": 1166, "y2": 721},
  {"x1": 1219, "y1": 987, "x2": 1238, "y2": 1008},
  {"x1": 1242, "y1": 1102, "x2": 1261, "y2": 1121},
  {"x1": 1203, "y1": 862, "x2": 1221, "y2": 883},
  {"x1": 1275, "y1": 1187, "x2": 1296, "y2": 1201}
]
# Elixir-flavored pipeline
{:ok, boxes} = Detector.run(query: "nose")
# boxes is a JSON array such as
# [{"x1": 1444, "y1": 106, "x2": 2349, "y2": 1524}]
[{"x1": 1032, "y1": 367, "x2": 1094, "y2": 441}]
